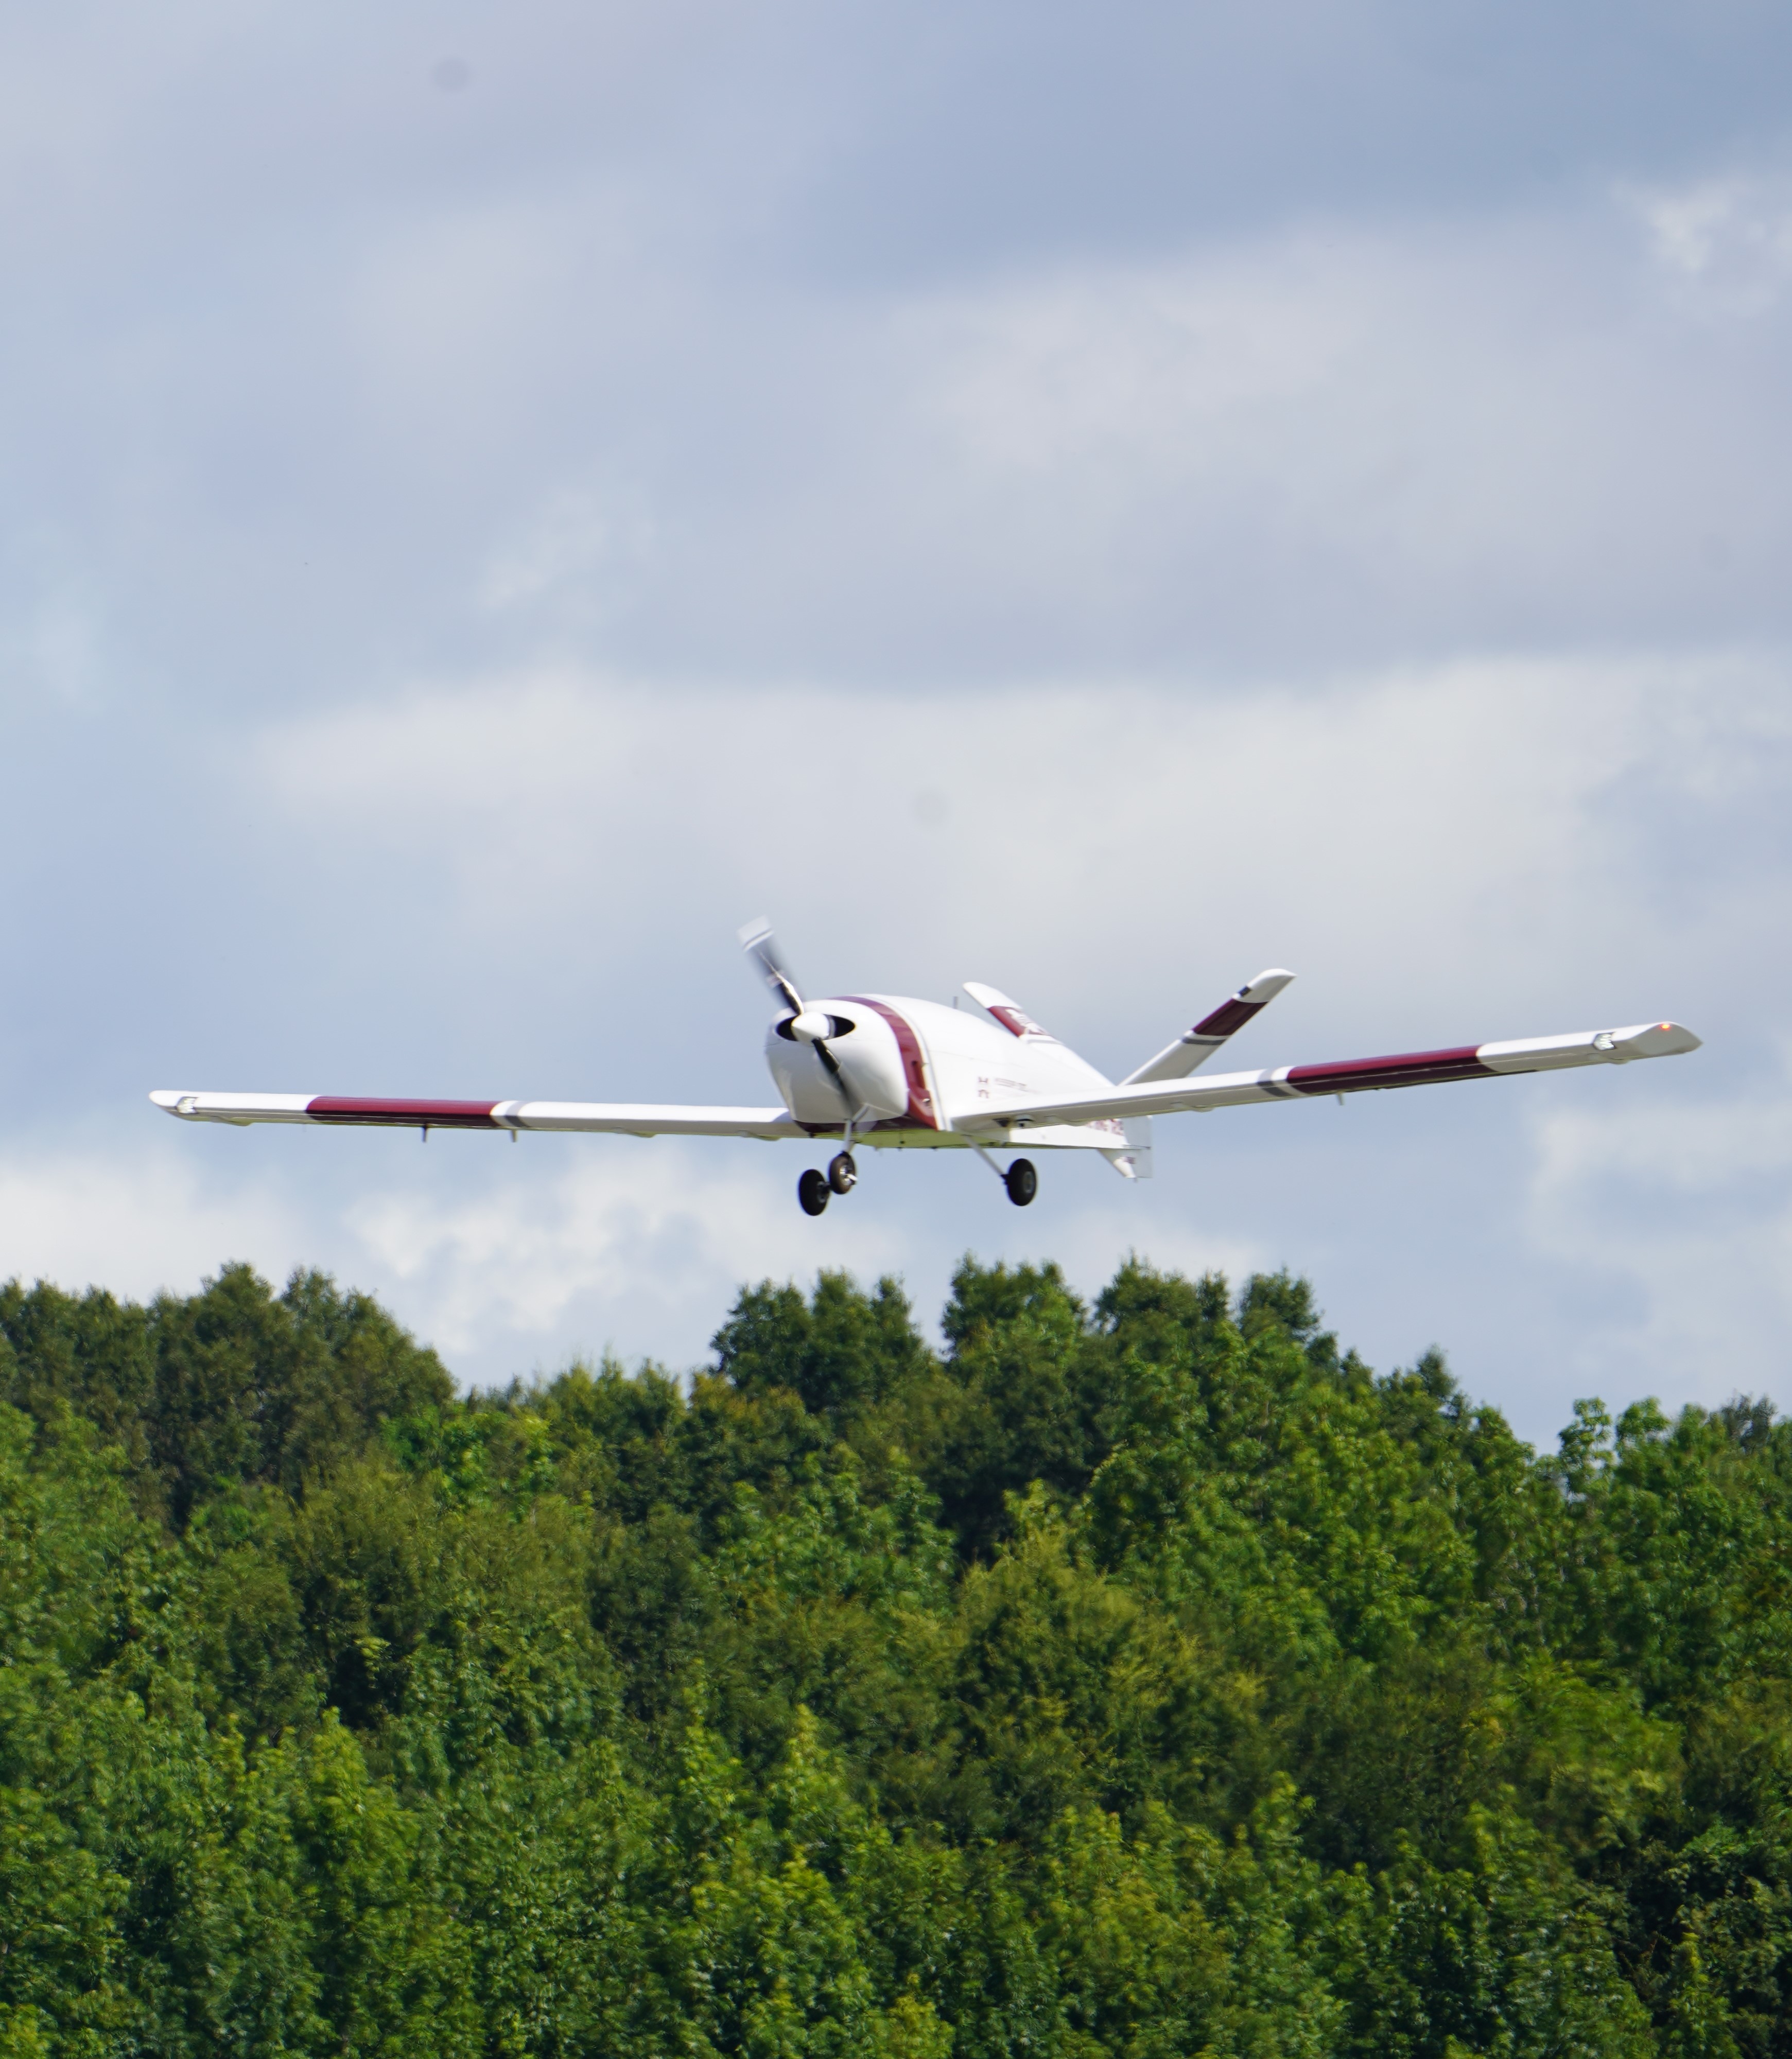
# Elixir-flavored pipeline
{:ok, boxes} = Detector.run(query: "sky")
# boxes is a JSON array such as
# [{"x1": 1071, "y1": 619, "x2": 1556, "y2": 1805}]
[{"x1": 3, "y1": 0, "x2": 1791, "y2": 1445}]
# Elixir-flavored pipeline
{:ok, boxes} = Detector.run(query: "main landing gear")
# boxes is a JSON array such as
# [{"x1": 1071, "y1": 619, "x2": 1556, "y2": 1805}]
[{"x1": 967, "y1": 1144, "x2": 1041, "y2": 1209}]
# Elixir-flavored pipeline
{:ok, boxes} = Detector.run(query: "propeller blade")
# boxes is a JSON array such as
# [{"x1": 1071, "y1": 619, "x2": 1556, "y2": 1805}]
[
  {"x1": 739, "y1": 919, "x2": 858, "y2": 1120},
  {"x1": 738, "y1": 918, "x2": 805, "y2": 1017},
  {"x1": 812, "y1": 1035, "x2": 860, "y2": 1118}
]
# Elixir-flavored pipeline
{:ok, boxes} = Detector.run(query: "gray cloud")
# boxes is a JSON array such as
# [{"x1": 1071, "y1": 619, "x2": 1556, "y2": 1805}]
[{"x1": 5, "y1": 4, "x2": 1792, "y2": 706}]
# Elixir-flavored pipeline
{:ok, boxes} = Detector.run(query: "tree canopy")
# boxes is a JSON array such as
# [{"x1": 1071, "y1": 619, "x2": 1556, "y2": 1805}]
[{"x1": 1, "y1": 1254, "x2": 1788, "y2": 2056}]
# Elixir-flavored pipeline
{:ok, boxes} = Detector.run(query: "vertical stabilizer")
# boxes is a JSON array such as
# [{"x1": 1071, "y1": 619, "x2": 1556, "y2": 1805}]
[
  {"x1": 1102, "y1": 1117, "x2": 1154, "y2": 1180},
  {"x1": 1122, "y1": 969, "x2": 1294, "y2": 1085},
  {"x1": 962, "y1": 982, "x2": 1059, "y2": 1045}
]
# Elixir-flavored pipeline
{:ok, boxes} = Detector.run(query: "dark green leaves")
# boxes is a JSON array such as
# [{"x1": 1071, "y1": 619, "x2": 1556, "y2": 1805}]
[{"x1": 4, "y1": 1254, "x2": 1792, "y2": 2054}]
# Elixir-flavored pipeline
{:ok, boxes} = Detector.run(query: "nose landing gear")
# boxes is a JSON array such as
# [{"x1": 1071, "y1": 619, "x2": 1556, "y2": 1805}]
[
  {"x1": 798, "y1": 1151, "x2": 860, "y2": 1214},
  {"x1": 799, "y1": 1106, "x2": 869, "y2": 1214}
]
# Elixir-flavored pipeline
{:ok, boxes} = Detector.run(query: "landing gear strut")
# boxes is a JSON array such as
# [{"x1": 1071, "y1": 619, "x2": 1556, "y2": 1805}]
[
  {"x1": 798, "y1": 1168, "x2": 830, "y2": 1216},
  {"x1": 1004, "y1": 1158, "x2": 1037, "y2": 1207},
  {"x1": 828, "y1": 1151, "x2": 858, "y2": 1194}
]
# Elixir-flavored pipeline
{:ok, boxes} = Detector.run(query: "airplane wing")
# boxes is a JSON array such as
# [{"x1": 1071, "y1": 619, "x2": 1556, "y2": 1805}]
[
  {"x1": 149, "y1": 1091, "x2": 805, "y2": 1139},
  {"x1": 1122, "y1": 968, "x2": 1295, "y2": 1085},
  {"x1": 962, "y1": 1020, "x2": 1701, "y2": 1130}
]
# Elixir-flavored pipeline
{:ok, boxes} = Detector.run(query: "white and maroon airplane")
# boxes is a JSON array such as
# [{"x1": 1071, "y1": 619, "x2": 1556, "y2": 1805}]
[{"x1": 152, "y1": 921, "x2": 1701, "y2": 1216}]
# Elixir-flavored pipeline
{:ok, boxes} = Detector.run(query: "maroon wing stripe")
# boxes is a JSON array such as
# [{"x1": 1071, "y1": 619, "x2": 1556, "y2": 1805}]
[
  {"x1": 1285, "y1": 1047, "x2": 1490, "y2": 1095},
  {"x1": 307, "y1": 1096, "x2": 502, "y2": 1128},
  {"x1": 1190, "y1": 995, "x2": 1266, "y2": 1039},
  {"x1": 987, "y1": 1005, "x2": 1031, "y2": 1040},
  {"x1": 840, "y1": 998, "x2": 939, "y2": 1128}
]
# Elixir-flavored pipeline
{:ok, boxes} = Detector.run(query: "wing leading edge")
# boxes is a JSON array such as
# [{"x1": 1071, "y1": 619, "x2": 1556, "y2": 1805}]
[
  {"x1": 962, "y1": 1020, "x2": 1701, "y2": 1131},
  {"x1": 149, "y1": 1091, "x2": 804, "y2": 1139}
]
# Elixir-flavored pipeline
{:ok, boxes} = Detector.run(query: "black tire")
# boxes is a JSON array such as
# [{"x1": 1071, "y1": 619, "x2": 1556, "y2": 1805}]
[
  {"x1": 798, "y1": 1168, "x2": 831, "y2": 1216},
  {"x1": 827, "y1": 1151, "x2": 858, "y2": 1195},
  {"x1": 1004, "y1": 1157, "x2": 1038, "y2": 1207}
]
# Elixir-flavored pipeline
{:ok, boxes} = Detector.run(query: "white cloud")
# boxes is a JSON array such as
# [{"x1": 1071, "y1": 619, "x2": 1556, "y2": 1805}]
[
  {"x1": 492, "y1": 194, "x2": 1792, "y2": 677},
  {"x1": 0, "y1": 1141, "x2": 302, "y2": 1305},
  {"x1": 19, "y1": 149, "x2": 1792, "y2": 706},
  {"x1": 0, "y1": 1126, "x2": 926, "y2": 1379},
  {"x1": 1633, "y1": 174, "x2": 1792, "y2": 312},
  {"x1": 247, "y1": 652, "x2": 1790, "y2": 1055},
  {"x1": 341, "y1": 1141, "x2": 915, "y2": 1362},
  {"x1": 478, "y1": 492, "x2": 656, "y2": 613},
  {"x1": 325, "y1": 1136, "x2": 1278, "y2": 1382}
]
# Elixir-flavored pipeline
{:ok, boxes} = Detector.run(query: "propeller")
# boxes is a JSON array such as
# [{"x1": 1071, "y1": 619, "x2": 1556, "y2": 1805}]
[
  {"x1": 739, "y1": 917, "x2": 805, "y2": 1019},
  {"x1": 739, "y1": 918, "x2": 858, "y2": 1118}
]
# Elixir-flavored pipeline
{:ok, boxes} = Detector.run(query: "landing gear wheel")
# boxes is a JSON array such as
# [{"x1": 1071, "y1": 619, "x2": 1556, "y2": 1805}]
[
  {"x1": 798, "y1": 1168, "x2": 831, "y2": 1216},
  {"x1": 1004, "y1": 1157, "x2": 1038, "y2": 1207},
  {"x1": 827, "y1": 1151, "x2": 858, "y2": 1195}
]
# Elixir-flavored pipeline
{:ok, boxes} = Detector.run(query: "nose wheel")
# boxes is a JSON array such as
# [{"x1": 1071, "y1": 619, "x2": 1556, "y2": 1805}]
[{"x1": 798, "y1": 1151, "x2": 860, "y2": 1215}]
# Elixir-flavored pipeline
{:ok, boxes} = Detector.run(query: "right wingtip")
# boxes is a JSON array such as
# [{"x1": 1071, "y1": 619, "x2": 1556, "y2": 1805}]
[{"x1": 1614, "y1": 1021, "x2": 1702, "y2": 1059}]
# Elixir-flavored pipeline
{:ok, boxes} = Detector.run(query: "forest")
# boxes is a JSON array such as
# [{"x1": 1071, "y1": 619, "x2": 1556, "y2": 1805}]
[{"x1": 1, "y1": 1252, "x2": 1789, "y2": 2058}]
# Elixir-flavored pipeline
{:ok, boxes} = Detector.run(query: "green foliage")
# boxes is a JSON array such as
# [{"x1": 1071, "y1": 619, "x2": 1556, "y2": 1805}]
[
  {"x1": 0, "y1": 1265, "x2": 451, "y2": 1527},
  {"x1": 713, "y1": 1271, "x2": 930, "y2": 1422},
  {"x1": 4, "y1": 1253, "x2": 1792, "y2": 2053}
]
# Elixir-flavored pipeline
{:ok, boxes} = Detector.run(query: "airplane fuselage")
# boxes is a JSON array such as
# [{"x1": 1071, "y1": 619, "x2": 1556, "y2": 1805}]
[{"x1": 762, "y1": 993, "x2": 1132, "y2": 1156}]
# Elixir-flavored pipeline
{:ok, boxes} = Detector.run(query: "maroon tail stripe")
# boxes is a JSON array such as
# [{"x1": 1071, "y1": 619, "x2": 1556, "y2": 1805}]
[
  {"x1": 1285, "y1": 1047, "x2": 1490, "y2": 1095},
  {"x1": 307, "y1": 1096, "x2": 502, "y2": 1128},
  {"x1": 1191, "y1": 995, "x2": 1266, "y2": 1039}
]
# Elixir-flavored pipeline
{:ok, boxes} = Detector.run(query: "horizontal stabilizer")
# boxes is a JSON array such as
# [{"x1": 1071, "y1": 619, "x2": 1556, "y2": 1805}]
[
  {"x1": 1123, "y1": 968, "x2": 1294, "y2": 1085},
  {"x1": 961, "y1": 1019, "x2": 1702, "y2": 1132}
]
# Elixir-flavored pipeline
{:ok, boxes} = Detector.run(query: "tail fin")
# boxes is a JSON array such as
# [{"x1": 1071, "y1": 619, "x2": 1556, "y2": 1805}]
[
  {"x1": 1122, "y1": 969, "x2": 1294, "y2": 1086},
  {"x1": 1103, "y1": 1118, "x2": 1154, "y2": 1180},
  {"x1": 962, "y1": 982, "x2": 1060, "y2": 1046}
]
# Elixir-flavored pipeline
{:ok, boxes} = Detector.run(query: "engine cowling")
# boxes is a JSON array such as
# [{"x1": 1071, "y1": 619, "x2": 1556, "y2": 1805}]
[{"x1": 764, "y1": 1003, "x2": 909, "y2": 1125}]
